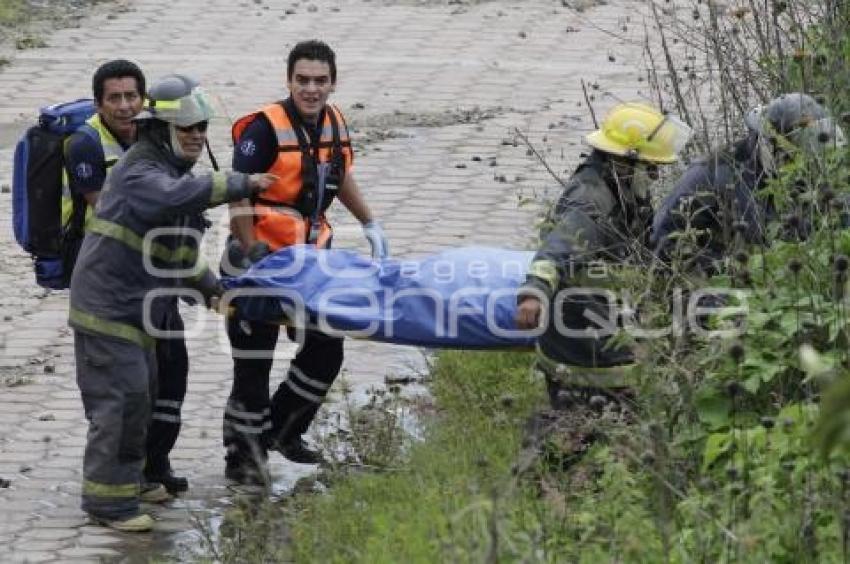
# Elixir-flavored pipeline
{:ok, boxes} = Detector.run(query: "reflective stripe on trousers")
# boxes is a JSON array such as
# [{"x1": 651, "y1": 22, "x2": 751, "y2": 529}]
[
  {"x1": 75, "y1": 330, "x2": 156, "y2": 520},
  {"x1": 271, "y1": 326, "x2": 343, "y2": 444},
  {"x1": 223, "y1": 317, "x2": 343, "y2": 463},
  {"x1": 534, "y1": 343, "x2": 638, "y2": 389},
  {"x1": 145, "y1": 309, "x2": 189, "y2": 475}
]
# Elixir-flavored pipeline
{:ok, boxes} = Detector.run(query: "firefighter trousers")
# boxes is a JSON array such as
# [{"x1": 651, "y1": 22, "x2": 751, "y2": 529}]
[
  {"x1": 75, "y1": 330, "x2": 156, "y2": 520},
  {"x1": 222, "y1": 317, "x2": 343, "y2": 467},
  {"x1": 144, "y1": 308, "x2": 188, "y2": 476}
]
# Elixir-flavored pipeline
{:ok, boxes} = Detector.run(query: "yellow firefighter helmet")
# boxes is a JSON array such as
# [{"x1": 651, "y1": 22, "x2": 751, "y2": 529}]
[{"x1": 586, "y1": 102, "x2": 692, "y2": 164}]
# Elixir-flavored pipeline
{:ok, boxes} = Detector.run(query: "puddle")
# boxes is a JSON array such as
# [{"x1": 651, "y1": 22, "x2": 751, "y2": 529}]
[{"x1": 127, "y1": 353, "x2": 432, "y2": 561}]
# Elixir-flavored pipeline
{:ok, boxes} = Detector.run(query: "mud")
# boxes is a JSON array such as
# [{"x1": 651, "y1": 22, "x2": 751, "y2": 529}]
[
  {"x1": 0, "y1": 0, "x2": 118, "y2": 49},
  {"x1": 562, "y1": 0, "x2": 608, "y2": 12},
  {"x1": 520, "y1": 396, "x2": 634, "y2": 477},
  {"x1": 369, "y1": 0, "x2": 499, "y2": 6},
  {"x1": 353, "y1": 105, "x2": 511, "y2": 129},
  {"x1": 372, "y1": 0, "x2": 607, "y2": 10},
  {"x1": 349, "y1": 105, "x2": 512, "y2": 154}
]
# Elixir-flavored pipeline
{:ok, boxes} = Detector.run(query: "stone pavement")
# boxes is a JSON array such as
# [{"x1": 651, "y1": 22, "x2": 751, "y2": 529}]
[{"x1": 0, "y1": 0, "x2": 653, "y2": 560}]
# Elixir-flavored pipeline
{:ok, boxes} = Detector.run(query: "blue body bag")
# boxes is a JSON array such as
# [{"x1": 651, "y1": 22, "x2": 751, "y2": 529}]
[{"x1": 223, "y1": 246, "x2": 537, "y2": 349}]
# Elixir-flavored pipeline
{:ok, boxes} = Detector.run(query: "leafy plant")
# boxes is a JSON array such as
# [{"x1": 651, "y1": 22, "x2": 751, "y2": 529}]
[{"x1": 192, "y1": 2, "x2": 850, "y2": 561}]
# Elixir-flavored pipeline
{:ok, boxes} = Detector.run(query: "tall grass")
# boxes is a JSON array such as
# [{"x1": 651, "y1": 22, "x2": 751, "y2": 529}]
[
  {"x1": 288, "y1": 351, "x2": 542, "y2": 563},
  {"x1": 196, "y1": 2, "x2": 850, "y2": 561}
]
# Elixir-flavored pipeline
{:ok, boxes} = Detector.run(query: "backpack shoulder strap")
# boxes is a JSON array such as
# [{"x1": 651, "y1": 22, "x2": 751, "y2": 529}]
[
  {"x1": 76, "y1": 122, "x2": 99, "y2": 143},
  {"x1": 325, "y1": 105, "x2": 348, "y2": 179},
  {"x1": 327, "y1": 105, "x2": 341, "y2": 147}
]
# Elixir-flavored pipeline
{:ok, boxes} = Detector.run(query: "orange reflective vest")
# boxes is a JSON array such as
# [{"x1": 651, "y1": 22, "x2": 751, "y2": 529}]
[{"x1": 232, "y1": 101, "x2": 353, "y2": 251}]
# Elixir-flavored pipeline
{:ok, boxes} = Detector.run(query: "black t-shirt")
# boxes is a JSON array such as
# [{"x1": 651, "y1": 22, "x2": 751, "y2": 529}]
[{"x1": 232, "y1": 113, "x2": 279, "y2": 174}]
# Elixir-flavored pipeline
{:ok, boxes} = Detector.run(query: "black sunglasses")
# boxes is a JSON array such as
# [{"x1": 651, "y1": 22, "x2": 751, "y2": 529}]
[{"x1": 176, "y1": 121, "x2": 209, "y2": 133}]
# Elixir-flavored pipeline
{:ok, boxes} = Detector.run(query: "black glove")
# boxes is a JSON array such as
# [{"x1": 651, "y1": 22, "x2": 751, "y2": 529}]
[
  {"x1": 194, "y1": 270, "x2": 224, "y2": 309},
  {"x1": 223, "y1": 237, "x2": 250, "y2": 275},
  {"x1": 203, "y1": 281, "x2": 224, "y2": 309},
  {"x1": 247, "y1": 241, "x2": 271, "y2": 264}
]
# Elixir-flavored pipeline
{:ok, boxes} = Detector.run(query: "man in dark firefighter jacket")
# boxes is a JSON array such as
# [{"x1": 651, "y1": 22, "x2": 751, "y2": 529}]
[
  {"x1": 651, "y1": 92, "x2": 846, "y2": 275},
  {"x1": 516, "y1": 103, "x2": 692, "y2": 408},
  {"x1": 66, "y1": 60, "x2": 199, "y2": 497},
  {"x1": 69, "y1": 74, "x2": 274, "y2": 531}
]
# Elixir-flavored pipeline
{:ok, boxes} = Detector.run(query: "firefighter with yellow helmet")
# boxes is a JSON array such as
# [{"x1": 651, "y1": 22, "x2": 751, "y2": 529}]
[{"x1": 515, "y1": 102, "x2": 692, "y2": 408}]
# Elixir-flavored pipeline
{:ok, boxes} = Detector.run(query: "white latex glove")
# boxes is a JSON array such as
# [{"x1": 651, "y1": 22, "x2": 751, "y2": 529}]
[{"x1": 362, "y1": 220, "x2": 389, "y2": 259}]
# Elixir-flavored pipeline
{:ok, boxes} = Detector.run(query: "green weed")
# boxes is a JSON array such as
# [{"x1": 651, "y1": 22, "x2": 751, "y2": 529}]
[
  {"x1": 193, "y1": 1, "x2": 850, "y2": 561},
  {"x1": 15, "y1": 34, "x2": 45, "y2": 49},
  {"x1": 0, "y1": 0, "x2": 26, "y2": 27},
  {"x1": 288, "y1": 351, "x2": 543, "y2": 563}
]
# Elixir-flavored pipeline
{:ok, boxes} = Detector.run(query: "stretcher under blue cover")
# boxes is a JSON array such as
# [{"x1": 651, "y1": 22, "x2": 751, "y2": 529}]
[{"x1": 222, "y1": 246, "x2": 536, "y2": 349}]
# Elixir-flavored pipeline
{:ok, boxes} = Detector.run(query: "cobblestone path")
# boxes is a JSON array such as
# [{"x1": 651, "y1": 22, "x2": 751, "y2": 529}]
[{"x1": 0, "y1": 0, "x2": 650, "y2": 560}]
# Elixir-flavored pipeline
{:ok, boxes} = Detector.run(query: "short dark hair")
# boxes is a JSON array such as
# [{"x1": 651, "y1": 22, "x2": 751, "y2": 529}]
[
  {"x1": 92, "y1": 59, "x2": 145, "y2": 103},
  {"x1": 287, "y1": 40, "x2": 336, "y2": 83}
]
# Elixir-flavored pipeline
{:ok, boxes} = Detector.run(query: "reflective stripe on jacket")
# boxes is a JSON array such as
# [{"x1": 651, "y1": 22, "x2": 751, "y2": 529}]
[
  {"x1": 521, "y1": 150, "x2": 651, "y2": 371},
  {"x1": 70, "y1": 306, "x2": 154, "y2": 349},
  {"x1": 69, "y1": 135, "x2": 249, "y2": 344},
  {"x1": 232, "y1": 102, "x2": 353, "y2": 250}
]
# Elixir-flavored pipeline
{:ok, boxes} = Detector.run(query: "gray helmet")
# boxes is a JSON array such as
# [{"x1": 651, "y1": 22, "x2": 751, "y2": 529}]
[
  {"x1": 133, "y1": 74, "x2": 215, "y2": 127},
  {"x1": 745, "y1": 92, "x2": 845, "y2": 151}
]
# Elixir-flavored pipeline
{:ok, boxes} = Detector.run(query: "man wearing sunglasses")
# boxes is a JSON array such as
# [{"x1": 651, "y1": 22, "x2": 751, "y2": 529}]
[
  {"x1": 69, "y1": 73, "x2": 275, "y2": 531},
  {"x1": 515, "y1": 103, "x2": 691, "y2": 410},
  {"x1": 64, "y1": 62, "x2": 200, "y2": 500},
  {"x1": 652, "y1": 92, "x2": 846, "y2": 274}
]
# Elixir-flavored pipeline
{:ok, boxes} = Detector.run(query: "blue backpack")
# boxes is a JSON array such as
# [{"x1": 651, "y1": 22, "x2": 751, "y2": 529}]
[{"x1": 12, "y1": 99, "x2": 97, "y2": 289}]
